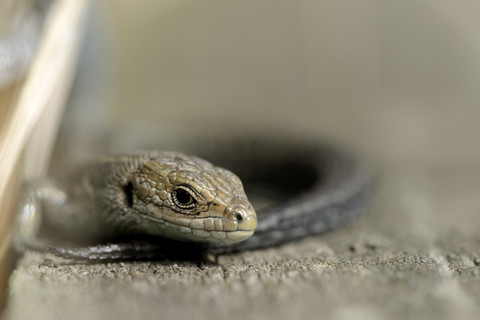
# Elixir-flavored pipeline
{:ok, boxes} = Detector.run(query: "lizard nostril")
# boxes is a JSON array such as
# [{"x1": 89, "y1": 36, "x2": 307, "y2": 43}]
[{"x1": 234, "y1": 212, "x2": 244, "y2": 222}]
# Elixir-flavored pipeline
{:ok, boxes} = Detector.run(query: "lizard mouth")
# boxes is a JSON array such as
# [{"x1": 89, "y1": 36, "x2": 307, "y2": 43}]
[{"x1": 138, "y1": 214, "x2": 255, "y2": 244}]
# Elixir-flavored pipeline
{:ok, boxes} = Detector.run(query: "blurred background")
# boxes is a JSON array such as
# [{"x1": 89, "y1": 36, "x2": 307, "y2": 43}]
[{"x1": 60, "y1": 0, "x2": 480, "y2": 170}]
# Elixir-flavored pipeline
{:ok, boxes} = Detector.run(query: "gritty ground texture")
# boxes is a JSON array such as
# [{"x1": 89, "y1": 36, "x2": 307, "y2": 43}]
[{"x1": 5, "y1": 167, "x2": 480, "y2": 320}]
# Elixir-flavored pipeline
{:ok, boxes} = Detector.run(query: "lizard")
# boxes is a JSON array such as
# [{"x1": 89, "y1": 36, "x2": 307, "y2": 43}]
[{"x1": 15, "y1": 141, "x2": 371, "y2": 261}]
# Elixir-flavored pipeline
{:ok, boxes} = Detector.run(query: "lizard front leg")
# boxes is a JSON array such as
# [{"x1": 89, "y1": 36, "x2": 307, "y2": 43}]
[{"x1": 15, "y1": 178, "x2": 102, "y2": 251}]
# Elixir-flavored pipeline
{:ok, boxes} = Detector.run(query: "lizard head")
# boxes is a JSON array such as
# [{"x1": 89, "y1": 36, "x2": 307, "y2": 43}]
[{"x1": 128, "y1": 151, "x2": 257, "y2": 244}]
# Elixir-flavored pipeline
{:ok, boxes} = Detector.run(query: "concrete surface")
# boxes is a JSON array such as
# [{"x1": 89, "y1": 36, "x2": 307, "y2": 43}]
[{"x1": 4, "y1": 1, "x2": 480, "y2": 319}]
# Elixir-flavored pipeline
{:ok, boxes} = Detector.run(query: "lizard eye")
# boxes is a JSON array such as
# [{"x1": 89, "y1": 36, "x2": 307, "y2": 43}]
[{"x1": 172, "y1": 186, "x2": 198, "y2": 209}]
